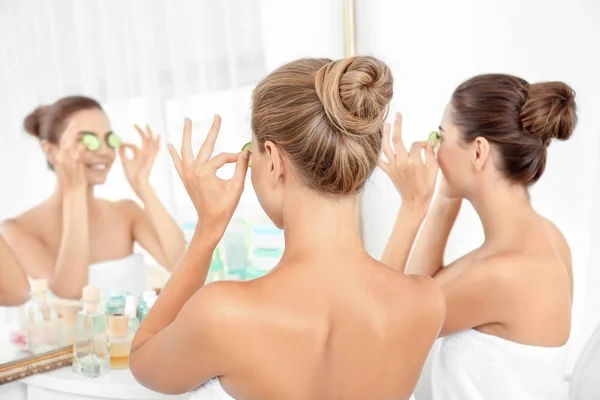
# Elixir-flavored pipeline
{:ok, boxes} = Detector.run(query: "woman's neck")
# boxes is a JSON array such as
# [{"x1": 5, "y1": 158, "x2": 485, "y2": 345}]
[
  {"x1": 50, "y1": 183, "x2": 97, "y2": 207},
  {"x1": 280, "y1": 187, "x2": 364, "y2": 263},
  {"x1": 468, "y1": 181, "x2": 536, "y2": 247}
]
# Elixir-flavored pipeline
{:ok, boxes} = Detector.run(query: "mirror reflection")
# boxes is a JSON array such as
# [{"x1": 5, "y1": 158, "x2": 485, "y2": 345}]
[{"x1": 0, "y1": 0, "x2": 307, "y2": 394}]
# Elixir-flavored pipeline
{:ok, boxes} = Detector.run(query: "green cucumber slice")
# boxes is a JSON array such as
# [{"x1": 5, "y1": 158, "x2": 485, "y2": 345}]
[
  {"x1": 428, "y1": 131, "x2": 440, "y2": 148},
  {"x1": 106, "y1": 133, "x2": 121, "y2": 149},
  {"x1": 242, "y1": 141, "x2": 252, "y2": 167},
  {"x1": 81, "y1": 133, "x2": 101, "y2": 152}
]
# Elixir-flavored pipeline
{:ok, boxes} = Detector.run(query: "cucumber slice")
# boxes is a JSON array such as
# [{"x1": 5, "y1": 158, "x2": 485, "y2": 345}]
[
  {"x1": 242, "y1": 141, "x2": 252, "y2": 167},
  {"x1": 106, "y1": 133, "x2": 121, "y2": 149},
  {"x1": 81, "y1": 133, "x2": 101, "y2": 152},
  {"x1": 428, "y1": 131, "x2": 440, "y2": 148}
]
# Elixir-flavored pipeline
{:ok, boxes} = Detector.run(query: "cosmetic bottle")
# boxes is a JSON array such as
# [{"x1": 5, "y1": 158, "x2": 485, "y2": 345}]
[{"x1": 73, "y1": 286, "x2": 109, "y2": 378}]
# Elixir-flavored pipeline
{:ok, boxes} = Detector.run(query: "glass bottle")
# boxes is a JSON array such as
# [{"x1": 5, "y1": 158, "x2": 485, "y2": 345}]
[
  {"x1": 27, "y1": 279, "x2": 60, "y2": 354},
  {"x1": 207, "y1": 246, "x2": 226, "y2": 283},
  {"x1": 137, "y1": 290, "x2": 157, "y2": 323},
  {"x1": 72, "y1": 286, "x2": 109, "y2": 378},
  {"x1": 60, "y1": 306, "x2": 79, "y2": 347},
  {"x1": 125, "y1": 295, "x2": 139, "y2": 332},
  {"x1": 108, "y1": 313, "x2": 132, "y2": 369},
  {"x1": 105, "y1": 294, "x2": 126, "y2": 315}
]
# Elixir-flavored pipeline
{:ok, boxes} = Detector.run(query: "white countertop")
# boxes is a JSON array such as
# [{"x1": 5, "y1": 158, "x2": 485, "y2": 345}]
[
  {"x1": 1, "y1": 326, "x2": 186, "y2": 400},
  {"x1": 22, "y1": 367, "x2": 186, "y2": 399}
]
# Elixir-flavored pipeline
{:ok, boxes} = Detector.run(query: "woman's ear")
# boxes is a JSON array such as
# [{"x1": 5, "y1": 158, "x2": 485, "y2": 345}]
[
  {"x1": 264, "y1": 140, "x2": 284, "y2": 187},
  {"x1": 41, "y1": 139, "x2": 58, "y2": 167},
  {"x1": 473, "y1": 136, "x2": 491, "y2": 172}
]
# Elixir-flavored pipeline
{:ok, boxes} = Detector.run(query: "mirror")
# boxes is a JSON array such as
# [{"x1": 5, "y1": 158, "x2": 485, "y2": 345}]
[{"x1": 0, "y1": 0, "x2": 355, "y2": 392}]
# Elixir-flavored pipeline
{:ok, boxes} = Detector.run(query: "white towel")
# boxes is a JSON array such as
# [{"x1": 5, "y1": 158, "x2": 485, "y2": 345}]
[
  {"x1": 431, "y1": 329, "x2": 569, "y2": 400},
  {"x1": 190, "y1": 378, "x2": 415, "y2": 400},
  {"x1": 190, "y1": 379, "x2": 235, "y2": 400},
  {"x1": 87, "y1": 253, "x2": 147, "y2": 299},
  {"x1": 569, "y1": 322, "x2": 600, "y2": 399}
]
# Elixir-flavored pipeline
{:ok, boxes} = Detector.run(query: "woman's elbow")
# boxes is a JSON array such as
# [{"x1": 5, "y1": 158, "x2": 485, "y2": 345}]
[
  {"x1": 0, "y1": 281, "x2": 31, "y2": 306},
  {"x1": 48, "y1": 279, "x2": 83, "y2": 300},
  {"x1": 129, "y1": 350, "x2": 143, "y2": 381},
  {"x1": 129, "y1": 350, "x2": 170, "y2": 394}
]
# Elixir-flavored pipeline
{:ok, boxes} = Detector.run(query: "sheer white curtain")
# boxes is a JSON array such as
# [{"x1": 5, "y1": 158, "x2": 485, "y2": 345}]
[{"x1": 0, "y1": 0, "x2": 267, "y2": 224}]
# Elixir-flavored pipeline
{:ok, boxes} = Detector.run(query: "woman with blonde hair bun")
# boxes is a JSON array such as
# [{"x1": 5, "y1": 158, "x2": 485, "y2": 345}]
[{"x1": 129, "y1": 56, "x2": 445, "y2": 400}]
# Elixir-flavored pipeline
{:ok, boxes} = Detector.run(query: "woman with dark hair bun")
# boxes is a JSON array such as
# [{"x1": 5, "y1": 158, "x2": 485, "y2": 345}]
[
  {"x1": 0, "y1": 96, "x2": 185, "y2": 300},
  {"x1": 381, "y1": 74, "x2": 577, "y2": 399}
]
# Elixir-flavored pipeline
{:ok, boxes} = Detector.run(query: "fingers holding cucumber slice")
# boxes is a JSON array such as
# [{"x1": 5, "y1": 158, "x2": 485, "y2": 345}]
[
  {"x1": 428, "y1": 131, "x2": 440, "y2": 149},
  {"x1": 242, "y1": 141, "x2": 252, "y2": 167}
]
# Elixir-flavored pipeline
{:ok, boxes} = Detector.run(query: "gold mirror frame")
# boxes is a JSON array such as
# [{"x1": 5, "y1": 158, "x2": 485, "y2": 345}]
[
  {"x1": 343, "y1": 0, "x2": 363, "y2": 240},
  {"x1": 0, "y1": 346, "x2": 73, "y2": 385}
]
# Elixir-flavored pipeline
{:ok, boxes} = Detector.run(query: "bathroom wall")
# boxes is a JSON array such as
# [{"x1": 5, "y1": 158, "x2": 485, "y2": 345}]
[{"x1": 357, "y1": 0, "x2": 600, "y2": 397}]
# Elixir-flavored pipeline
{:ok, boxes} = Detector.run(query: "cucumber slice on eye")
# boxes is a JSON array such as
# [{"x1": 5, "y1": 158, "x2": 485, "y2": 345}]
[
  {"x1": 106, "y1": 133, "x2": 121, "y2": 149},
  {"x1": 81, "y1": 133, "x2": 101, "y2": 152},
  {"x1": 242, "y1": 141, "x2": 252, "y2": 167},
  {"x1": 428, "y1": 131, "x2": 440, "y2": 148}
]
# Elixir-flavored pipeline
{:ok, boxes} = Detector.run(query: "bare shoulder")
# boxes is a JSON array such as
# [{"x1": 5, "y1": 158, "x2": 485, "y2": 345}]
[
  {"x1": 111, "y1": 198, "x2": 140, "y2": 213},
  {"x1": 539, "y1": 217, "x2": 572, "y2": 265},
  {"x1": 1, "y1": 204, "x2": 47, "y2": 238},
  {"x1": 463, "y1": 252, "x2": 534, "y2": 296},
  {"x1": 1, "y1": 214, "x2": 37, "y2": 241},
  {"x1": 474, "y1": 252, "x2": 525, "y2": 279},
  {"x1": 0, "y1": 217, "x2": 22, "y2": 236},
  {"x1": 111, "y1": 198, "x2": 143, "y2": 221},
  {"x1": 372, "y1": 262, "x2": 445, "y2": 332},
  {"x1": 185, "y1": 280, "x2": 257, "y2": 332}
]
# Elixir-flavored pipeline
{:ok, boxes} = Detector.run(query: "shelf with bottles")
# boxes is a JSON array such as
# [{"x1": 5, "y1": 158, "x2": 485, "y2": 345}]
[{"x1": 180, "y1": 207, "x2": 285, "y2": 283}]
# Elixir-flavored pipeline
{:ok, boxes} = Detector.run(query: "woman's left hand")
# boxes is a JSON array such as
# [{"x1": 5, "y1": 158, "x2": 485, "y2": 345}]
[
  {"x1": 379, "y1": 112, "x2": 439, "y2": 211},
  {"x1": 168, "y1": 115, "x2": 249, "y2": 240},
  {"x1": 120, "y1": 125, "x2": 161, "y2": 196}
]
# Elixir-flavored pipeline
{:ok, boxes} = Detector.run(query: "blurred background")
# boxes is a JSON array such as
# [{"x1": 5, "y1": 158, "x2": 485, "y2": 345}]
[{"x1": 0, "y1": 0, "x2": 599, "y2": 398}]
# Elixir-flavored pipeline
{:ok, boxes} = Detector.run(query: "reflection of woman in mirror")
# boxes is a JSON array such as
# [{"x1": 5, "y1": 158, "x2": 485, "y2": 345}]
[
  {"x1": 0, "y1": 96, "x2": 185, "y2": 300},
  {"x1": 128, "y1": 57, "x2": 444, "y2": 400},
  {"x1": 0, "y1": 235, "x2": 30, "y2": 306},
  {"x1": 382, "y1": 75, "x2": 576, "y2": 399}
]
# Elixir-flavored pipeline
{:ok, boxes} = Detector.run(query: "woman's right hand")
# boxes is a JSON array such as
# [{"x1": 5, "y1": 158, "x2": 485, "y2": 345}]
[
  {"x1": 53, "y1": 121, "x2": 87, "y2": 191},
  {"x1": 378, "y1": 112, "x2": 439, "y2": 211},
  {"x1": 168, "y1": 115, "x2": 249, "y2": 241}
]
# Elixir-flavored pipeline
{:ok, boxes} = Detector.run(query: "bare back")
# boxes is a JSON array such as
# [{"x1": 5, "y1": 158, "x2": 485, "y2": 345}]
[
  {"x1": 214, "y1": 253, "x2": 444, "y2": 400},
  {"x1": 437, "y1": 213, "x2": 572, "y2": 346}
]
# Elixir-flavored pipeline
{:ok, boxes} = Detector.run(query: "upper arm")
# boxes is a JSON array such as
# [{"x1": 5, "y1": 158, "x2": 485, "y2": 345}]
[
  {"x1": 435, "y1": 256, "x2": 520, "y2": 337},
  {"x1": 119, "y1": 200, "x2": 170, "y2": 268},
  {"x1": 397, "y1": 275, "x2": 445, "y2": 389},
  {"x1": 129, "y1": 282, "x2": 241, "y2": 394},
  {"x1": 412, "y1": 275, "x2": 446, "y2": 347},
  {"x1": 413, "y1": 275, "x2": 446, "y2": 331},
  {"x1": 0, "y1": 234, "x2": 30, "y2": 305},
  {"x1": 0, "y1": 220, "x2": 55, "y2": 278}
]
